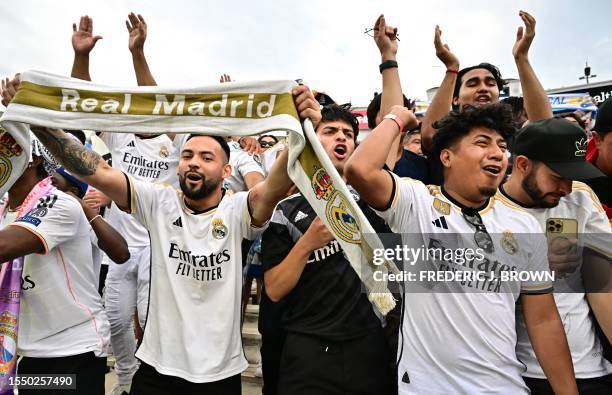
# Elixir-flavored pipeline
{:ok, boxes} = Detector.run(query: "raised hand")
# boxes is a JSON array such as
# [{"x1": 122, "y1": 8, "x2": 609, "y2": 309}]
[
  {"x1": 373, "y1": 14, "x2": 398, "y2": 60},
  {"x1": 292, "y1": 85, "x2": 322, "y2": 128},
  {"x1": 512, "y1": 10, "x2": 536, "y2": 60},
  {"x1": 126, "y1": 12, "x2": 148, "y2": 53},
  {"x1": 219, "y1": 74, "x2": 232, "y2": 83},
  {"x1": 72, "y1": 15, "x2": 102, "y2": 55},
  {"x1": 434, "y1": 25, "x2": 459, "y2": 70},
  {"x1": 1, "y1": 74, "x2": 21, "y2": 107}
]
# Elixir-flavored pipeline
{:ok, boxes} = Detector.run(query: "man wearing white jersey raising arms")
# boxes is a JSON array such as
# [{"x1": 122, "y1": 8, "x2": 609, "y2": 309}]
[
  {"x1": 345, "y1": 103, "x2": 577, "y2": 394},
  {"x1": 499, "y1": 118, "x2": 612, "y2": 394},
  {"x1": 29, "y1": 84, "x2": 319, "y2": 394},
  {"x1": 70, "y1": 15, "x2": 188, "y2": 394}
]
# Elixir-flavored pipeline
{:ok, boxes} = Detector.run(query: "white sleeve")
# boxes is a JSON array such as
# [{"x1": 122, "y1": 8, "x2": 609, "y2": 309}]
[
  {"x1": 233, "y1": 151, "x2": 265, "y2": 179},
  {"x1": 580, "y1": 189, "x2": 612, "y2": 257},
  {"x1": 98, "y1": 131, "x2": 117, "y2": 149},
  {"x1": 372, "y1": 173, "x2": 419, "y2": 233},
  {"x1": 232, "y1": 191, "x2": 268, "y2": 240},
  {"x1": 521, "y1": 229, "x2": 554, "y2": 294},
  {"x1": 172, "y1": 133, "x2": 190, "y2": 150},
  {"x1": 11, "y1": 192, "x2": 83, "y2": 254},
  {"x1": 125, "y1": 175, "x2": 167, "y2": 229}
]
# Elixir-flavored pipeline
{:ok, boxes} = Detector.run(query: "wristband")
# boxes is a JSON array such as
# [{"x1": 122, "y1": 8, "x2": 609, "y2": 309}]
[
  {"x1": 383, "y1": 114, "x2": 406, "y2": 134},
  {"x1": 446, "y1": 69, "x2": 459, "y2": 74},
  {"x1": 379, "y1": 60, "x2": 398, "y2": 74},
  {"x1": 89, "y1": 214, "x2": 102, "y2": 224}
]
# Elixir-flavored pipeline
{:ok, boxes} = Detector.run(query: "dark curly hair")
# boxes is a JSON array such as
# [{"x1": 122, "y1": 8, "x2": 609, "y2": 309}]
[
  {"x1": 453, "y1": 63, "x2": 505, "y2": 100},
  {"x1": 320, "y1": 103, "x2": 359, "y2": 141},
  {"x1": 432, "y1": 103, "x2": 516, "y2": 160}
]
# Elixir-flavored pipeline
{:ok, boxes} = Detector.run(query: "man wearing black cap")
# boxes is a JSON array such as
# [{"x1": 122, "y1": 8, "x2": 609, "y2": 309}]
[
  {"x1": 586, "y1": 97, "x2": 612, "y2": 221},
  {"x1": 500, "y1": 118, "x2": 612, "y2": 394}
]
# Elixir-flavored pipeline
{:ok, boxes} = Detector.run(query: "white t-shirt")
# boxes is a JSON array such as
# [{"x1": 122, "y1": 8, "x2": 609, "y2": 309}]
[
  {"x1": 506, "y1": 182, "x2": 612, "y2": 379},
  {"x1": 100, "y1": 133, "x2": 188, "y2": 247},
  {"x1": 226, "y1": 141, "x2": 264, "y2": 192},
  {"x1": 125, "y1": 176, "x2": 266, "y2": 382},
  {"x1": 375, "y1": 175, "x2": 551, "y2": 395},
  {"x1": 4, "y1": 190, "x2": 110, "y2": 358}
]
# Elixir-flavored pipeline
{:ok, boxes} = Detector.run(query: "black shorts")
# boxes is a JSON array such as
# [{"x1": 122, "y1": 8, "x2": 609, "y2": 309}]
[
  {"x1": 130, "y1": 361, "x2": 241, "y2": 395},
  {"x1": 524, "y1": 373, "x2": 612, "y2": 395},
  {"x1": 17, "y1": 351, "x2": 106, "y2": 395},
  {"x1": 278, "y1": 328, "x2": 392, "y2": 395}
]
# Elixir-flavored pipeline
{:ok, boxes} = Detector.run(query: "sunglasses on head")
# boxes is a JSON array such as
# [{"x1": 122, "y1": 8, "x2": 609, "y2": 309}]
[{"x1": 461, "y1": 208, "x2": 494, "y2": 253}]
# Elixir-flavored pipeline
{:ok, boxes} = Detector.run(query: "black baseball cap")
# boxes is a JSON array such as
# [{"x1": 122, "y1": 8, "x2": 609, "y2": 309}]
[
  {"x1": 513, "y1": 118, "x2": 604, "y2": 180},
  {"x1": 593, "y1": 96, "x2": 612, "y2": 134}
]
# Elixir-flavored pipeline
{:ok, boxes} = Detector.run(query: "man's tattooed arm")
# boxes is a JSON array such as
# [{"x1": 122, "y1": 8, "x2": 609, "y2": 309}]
[
  {"x1": 30, "y1": 126, "x2": 129, "y2": 208},
  {"x1": 31, "y1": 127, "x2": 101, "y2": 177}
]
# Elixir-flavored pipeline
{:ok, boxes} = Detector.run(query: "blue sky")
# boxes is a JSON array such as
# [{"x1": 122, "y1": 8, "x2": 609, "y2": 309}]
[{"x1": 1, "y1": 0, "x2": 610, "y2": 107}]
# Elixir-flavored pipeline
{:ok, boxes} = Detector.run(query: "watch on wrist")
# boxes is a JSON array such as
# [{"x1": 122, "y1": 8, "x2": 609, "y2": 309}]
[{"x1": 383, "y1": 113, "x2": 406, "y2": 134}]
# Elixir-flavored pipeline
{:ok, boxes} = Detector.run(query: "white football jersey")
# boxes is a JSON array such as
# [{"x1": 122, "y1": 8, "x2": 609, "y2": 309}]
[
  {"x1": 100, "y1": 133, "x2": 187, "y2": 247},
  {"x1": 225, "y1": 141, "x2": 264, "y2": 192},
  {"x1": 375, "y1": 174, "x2": 551, "y2": 395},
  {"x1": 505, "y1": 182, "x2": 612, "y2": 379},
  {"x1": 4, "y1": 190, "x2": 110, "y2": 358},
  {"x1": 125, "y1": 176, "x2": 265, "y2": 382}
]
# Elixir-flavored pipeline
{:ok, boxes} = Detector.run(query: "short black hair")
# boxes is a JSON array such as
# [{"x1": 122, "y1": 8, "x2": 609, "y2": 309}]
[
  {"x1": 65, "y1": 129, "x2": 86, "y2": 145},
  {"x1": 453, "y1": 63, "x2": 505, "y2": 99},
  {"x1": 319, "y1": 104, "x2": 359, "y2": 141},
  {"x1": 432, "y1": 103, "x2": 515, "y2": 160},
  {"x1": 258, "y1": 134, "x2": 278, "y2": 144},
  {"x1": 184, "y1": 134, "x2": 231, "y2": 163},
  {"x1": 366, "y1": 93, "x2": 413, "y2": 129}
]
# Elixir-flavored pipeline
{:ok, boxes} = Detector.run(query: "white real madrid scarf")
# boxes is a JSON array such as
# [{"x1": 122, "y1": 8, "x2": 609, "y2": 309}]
[{"x1": 0, "y1": 70, "x2": 398, "y2": 314}]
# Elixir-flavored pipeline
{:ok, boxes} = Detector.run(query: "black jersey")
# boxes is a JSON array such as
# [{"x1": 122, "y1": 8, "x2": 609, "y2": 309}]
[{"x1": 262, "y1": 190, "x2": 390, "y2": 341}]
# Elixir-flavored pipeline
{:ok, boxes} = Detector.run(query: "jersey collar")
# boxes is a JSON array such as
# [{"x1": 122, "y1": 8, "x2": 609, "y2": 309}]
[
  {"x1": 182, "y1": 189, "x2": 226, "y2": 215},
  {"x1": 498, "y1": 184, "x2": 530, "y2": 208},
  {"x1": 440, "y1": 185, "x2": 491, "y2": 213}
]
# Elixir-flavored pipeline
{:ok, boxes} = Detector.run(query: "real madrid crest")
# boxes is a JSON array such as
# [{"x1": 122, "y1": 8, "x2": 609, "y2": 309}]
[
  {"x1": 501, "y1": 230, "x2": 519, "y2": 255},
  {"x1": 212, "y1": 218, "x2": 228, "y2": 239},
  {"x1": 159, "y1": 145, "x2": 169, "y2": 158},
  {"x1": 433, "y1": 198, "x2": 451, "y2": 216}
]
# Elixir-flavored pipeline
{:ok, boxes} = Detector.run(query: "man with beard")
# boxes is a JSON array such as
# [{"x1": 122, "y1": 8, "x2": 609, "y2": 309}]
[
  {"x1": 345, "y1": 103, "x2": 577, "y2": 394},
  {"x1": 421, "y1": 11, "x2": 552, "y2": 159},
  {"x1": 498, "y1": 118, "x2": 612, "y2": 394},
  {"x1": 28, "y1": 84, "x2": 320, "y2": 394},
  {"x1": 68, "y1": 15, "x2": 187, "y2": 393}
]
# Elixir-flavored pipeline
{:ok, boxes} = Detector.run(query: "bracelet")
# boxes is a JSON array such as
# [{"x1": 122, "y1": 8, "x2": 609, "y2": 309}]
[
  {"x1": 89, "y1": 214, "x2": 102, "y2": 224},
  {"x1": 382, "y1": 114, "x2": 406, "y2": 134},
  {"x1": 446, "y1": 69, "x2": 459, "y2": 74},
  {"x1": 379, "y1": 60, "x2": 398, "y2": 73}
]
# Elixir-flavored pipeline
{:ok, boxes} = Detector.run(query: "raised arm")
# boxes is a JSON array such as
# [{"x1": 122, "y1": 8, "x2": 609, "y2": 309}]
[
  {"x1": 345, "y1": 105, "x2": 417, "y2": 210},
  {"x1": 127, "y1": 12, "x2": 157, "y2": 86},
  {"x1": 421, "y1": 26, "x2": 460, "y2": 154},
  {"x1": 71, "y1": 15, "x2": 102, "y2": 81},
  {"x1": 77, "y1": 195, "x2": 130, "y2": 264},
  {"x1": 512, "y1": 11, "x2": 552, "y2": 121},
  {"x1": 31, "y1": 127, "x2": 129, "y2": 209},
  {"x1": 248, "y1": 85, "x2": 321, "y2": 226},
  {"x1": 264, "y1": 217, "x2": 334, "y2": 302},
  {"x1": 521, "y1": 293, "x2": 578, "y2": 395},
  {"x1": 372, "y1": 14, "x2": 404, "y2": 168}
]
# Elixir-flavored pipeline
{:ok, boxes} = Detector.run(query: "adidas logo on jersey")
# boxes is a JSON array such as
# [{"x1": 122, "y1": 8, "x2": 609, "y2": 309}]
[
  {"x1": 294, "y1": 210, "x2": 308, "y2": 222},
  {"x1": 432, "y1": 216, "x2": 448, "y2": 229},
  {"x1": 127, "y1": 141, "x2": 135, "y2": 148},
  {"x1": 172, "y1": 217, "x2": 183, "y2": 227}
]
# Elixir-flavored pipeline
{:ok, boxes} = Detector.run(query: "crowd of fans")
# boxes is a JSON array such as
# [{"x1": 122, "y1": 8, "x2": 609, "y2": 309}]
[{"x1": 0, "y1": 9, "x2": 611, "y2": 395}]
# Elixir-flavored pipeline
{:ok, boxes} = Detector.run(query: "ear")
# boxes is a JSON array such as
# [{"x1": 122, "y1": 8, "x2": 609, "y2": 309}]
[
  {"x1": 452, "y1": 96, "x2": 460, "y2": 107},
  {"x1": 591, "y1": 131, "x2": 602, "y2": 148},
  {"x1": 439, "y1": 148, "x2": 452, "y2": 168},
  {"x1": 222, "y1": 163, "x2": 232, "y2": 179},
  {"x1": 513, "y1": 155, "x2": 532, "y2": 175}
]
